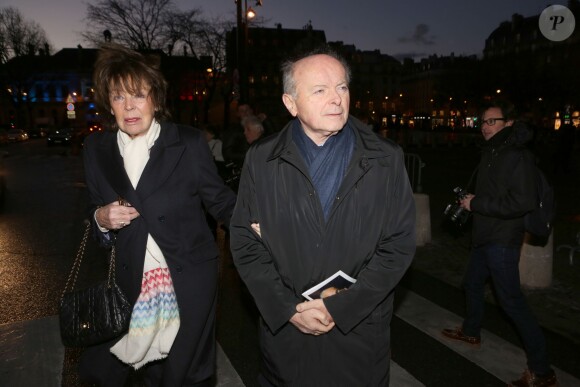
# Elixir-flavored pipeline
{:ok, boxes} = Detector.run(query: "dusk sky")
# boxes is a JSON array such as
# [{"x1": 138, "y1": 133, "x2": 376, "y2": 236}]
[{"x1": 2, "y1": 0, "x2": 555, "y2": 61}]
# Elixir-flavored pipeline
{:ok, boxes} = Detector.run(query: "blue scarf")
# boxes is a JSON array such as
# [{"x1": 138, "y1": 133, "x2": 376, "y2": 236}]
[{"x1": 292, "y1": 119, "x2": 354, "y2": 220}]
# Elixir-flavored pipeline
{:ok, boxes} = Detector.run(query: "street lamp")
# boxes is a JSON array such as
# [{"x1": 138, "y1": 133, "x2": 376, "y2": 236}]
[
  {"x1": 235, "y1": 0, "x2": 262, "y2": 103},
  {"x1": 246, "y1": 7, "x2": 256, "y2": 19}
]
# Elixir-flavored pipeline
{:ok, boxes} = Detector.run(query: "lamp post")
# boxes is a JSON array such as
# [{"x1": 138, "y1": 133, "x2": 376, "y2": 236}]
[{"x1": 235, "y1": 0, "x2": 261, "y2": 104}]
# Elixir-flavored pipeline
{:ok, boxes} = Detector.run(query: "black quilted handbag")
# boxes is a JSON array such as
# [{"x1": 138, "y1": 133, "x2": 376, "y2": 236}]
[{"x1": 59, "y1": 223, "x2": 132, "y2": 347}]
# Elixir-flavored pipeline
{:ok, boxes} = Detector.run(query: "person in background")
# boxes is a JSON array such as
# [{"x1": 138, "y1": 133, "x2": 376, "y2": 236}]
[
  {"x1": 441, "y1": 99, "x2": 559, "y2": 387},
  {"x1": 242, "y1": 115, "x2": 265, "y2": 145},
  {"x1": 202, "y1": 124, "x2": 228, "y2": 239},
  {"x1": 230, "y1": 47, "x2": 416, "y2": 386},
  {"x1": 222, "y1": 111, "x2": 264, "y2": 193},
  {"x1": 203, "y1": 124, "x2": 225, "y2": 163},
  {"x1": 256, "y1": 111, "x2": 275, "y2": 136},
  {"x1": 222, "y1": 102, "x2": 254, "y2": 167},
  {"x1": 80, "y1": 43, "x2": 236, "y2": 387}
]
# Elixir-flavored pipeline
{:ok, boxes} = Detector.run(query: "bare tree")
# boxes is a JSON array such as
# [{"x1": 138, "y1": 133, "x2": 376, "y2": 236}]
[
  {"x1": 161, "y1": 9, "x2": 233, "y2": 65},
  {"x1": 195, "y1": 18, "x2": 233, "y2": 74},
  {"x1": 195, "y1": 17, "x2": 234, "y2": 123},
  {"x1": 163, "y1": 8, "x2": 203, "y2": 57},
  {"x1": 82, "y1": 0, "x2": 228, "y2": 62},
  {"x1": 0, "y1": 7, "x2": 52, "y2": 132},
  {"x1": 0, "y1": 7, "x2": 51, "y2": 63},
  {"x1": 83, "y1": 0, "x2": 176, "y2": 50}
]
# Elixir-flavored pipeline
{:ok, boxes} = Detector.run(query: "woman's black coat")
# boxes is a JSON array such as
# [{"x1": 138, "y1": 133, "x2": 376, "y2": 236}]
[
  {"x1": 230, "y1": 116, "x2": 416, "y2": 386},
  {"x1": 80, "y1": 122, "x2": 236, "y2": 386}
]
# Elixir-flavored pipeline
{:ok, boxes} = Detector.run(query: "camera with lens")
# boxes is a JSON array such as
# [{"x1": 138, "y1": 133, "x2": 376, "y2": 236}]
[{"x1": 443, "y1": 187, "x2": 471, "y2": 227}]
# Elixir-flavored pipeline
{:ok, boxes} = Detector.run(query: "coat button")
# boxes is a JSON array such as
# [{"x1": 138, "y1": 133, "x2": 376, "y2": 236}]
[
  {"x1": 158, "y1": 216, "x2": 166, "y2": 222},
  {"x1": 176, "y1": 266, "x2": 183, "y2": 273},
  {"x1": 122, "y1": 263, "x2": 128, "y2": 270}
]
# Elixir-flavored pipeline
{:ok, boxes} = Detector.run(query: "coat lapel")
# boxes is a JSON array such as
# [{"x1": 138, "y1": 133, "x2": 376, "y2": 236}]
[
  {"x1": 95, "y1": 123, "x2": 185, "y2": 211},
  {"x1": 95, "y1": 132, "x2": 136, "y2": 203},
  {"x1": 134, "y1": 122, "x2": 185, "y2": 201}
]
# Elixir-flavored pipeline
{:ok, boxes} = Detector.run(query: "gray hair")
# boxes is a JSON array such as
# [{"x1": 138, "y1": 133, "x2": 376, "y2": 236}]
[
  {"x1": 242, "y1": 115, "x2": 264, "y2": 134},
  {"x1": 281, "y1": 47, "x2": 351, "y2": 98}
]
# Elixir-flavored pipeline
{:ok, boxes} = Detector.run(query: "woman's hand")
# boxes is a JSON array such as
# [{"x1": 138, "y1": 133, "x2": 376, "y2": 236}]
[{"x1": 95, "y1": 199, "x2": 140, "y2": 230}]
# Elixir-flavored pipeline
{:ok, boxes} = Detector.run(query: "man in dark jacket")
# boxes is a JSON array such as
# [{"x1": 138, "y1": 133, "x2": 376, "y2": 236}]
[
  {"x1": 442, "y1": 100, "x2": 558, "y2": 387},
  {"x1": 222, "y1": 102, "x2": 254, "y2": 167},
  {"x1": 230, "y1": 47, "x2": 416, "y2": 386}
]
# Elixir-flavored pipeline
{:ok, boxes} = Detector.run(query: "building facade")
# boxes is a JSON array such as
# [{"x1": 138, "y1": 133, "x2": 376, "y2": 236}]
[{"x1": 482, "y1": 3, "x2": 580, "y2": 129}]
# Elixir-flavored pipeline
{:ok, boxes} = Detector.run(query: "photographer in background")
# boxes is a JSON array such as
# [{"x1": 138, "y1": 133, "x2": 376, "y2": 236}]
[{"x1": 441, "y1": 100, "x2": 559, "y2": 387}]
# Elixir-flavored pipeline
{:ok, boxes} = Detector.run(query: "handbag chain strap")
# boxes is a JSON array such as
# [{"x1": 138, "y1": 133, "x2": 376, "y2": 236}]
[
  {"x1": 107, "y1": 245, "x2": 117, "y2": 287},
  {"x1": 60, "y1": 222, "x2": 117, "y2": 300}
]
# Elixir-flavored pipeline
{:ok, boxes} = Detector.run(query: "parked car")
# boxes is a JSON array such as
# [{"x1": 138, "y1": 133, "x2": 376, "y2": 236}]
[
  {"x1": 47, "y1": 127, "x2": 73, "y2": 146},
  {"x1": 7, "y1": 129, "x2": 29, "y2": 142},
  {"x1": 28, "y1": 126, "x2": 49, "y2": 138}
]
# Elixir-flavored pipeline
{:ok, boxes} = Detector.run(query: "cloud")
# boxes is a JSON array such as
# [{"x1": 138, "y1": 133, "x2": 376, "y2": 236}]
[
  {"x1": 398, "y1": 24, "x2": 436, "y2": 46},
  {"x1": 392, "y1": 51, "x2": 430, "y2": 61}
]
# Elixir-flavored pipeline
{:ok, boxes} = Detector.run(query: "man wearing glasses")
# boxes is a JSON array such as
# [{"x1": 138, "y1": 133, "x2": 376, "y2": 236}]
[{"x1": 441, "y1": 100, "x2": 559, "y2": 387}]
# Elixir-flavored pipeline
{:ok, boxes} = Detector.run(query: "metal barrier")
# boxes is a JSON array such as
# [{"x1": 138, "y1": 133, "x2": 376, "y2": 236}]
[
  {"x1": 404, "y1": 153, "x2": 425, "y2": 193},
  {"x1": 557, "y1": 231, "x2": 580, "y2": 265}
]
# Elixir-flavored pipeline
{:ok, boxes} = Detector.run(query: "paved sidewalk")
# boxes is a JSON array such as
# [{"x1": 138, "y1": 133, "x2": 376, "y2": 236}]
[{"x1": 0, "y1": 316, "x2": 245, "y2": 387}]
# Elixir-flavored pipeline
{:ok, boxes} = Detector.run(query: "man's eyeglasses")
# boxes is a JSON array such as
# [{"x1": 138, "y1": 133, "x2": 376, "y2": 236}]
[{"x1": 480, "y1": 118, "x2": 506, "y2": 126}]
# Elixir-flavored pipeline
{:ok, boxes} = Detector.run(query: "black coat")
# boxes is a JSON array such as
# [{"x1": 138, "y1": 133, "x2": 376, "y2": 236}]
[
  {"x1": 470, "y1": 123, "x2": 537, "y2": 247},
  {"x1": 230, "y1": 116, "x2": 416, "y2": 386},
  {"x1": 80, "y1": 122, "x2": 236, "y2": 386}
]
